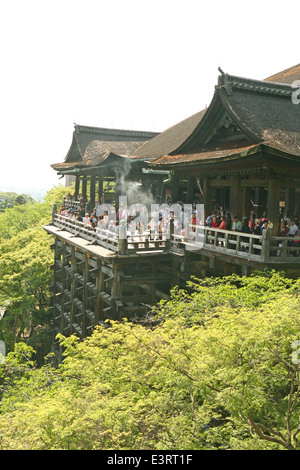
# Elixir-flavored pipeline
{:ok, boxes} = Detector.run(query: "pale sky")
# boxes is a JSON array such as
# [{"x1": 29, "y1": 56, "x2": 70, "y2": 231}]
[{"x1": 0, "y1": 0, "x2": 299, "y2": 194}]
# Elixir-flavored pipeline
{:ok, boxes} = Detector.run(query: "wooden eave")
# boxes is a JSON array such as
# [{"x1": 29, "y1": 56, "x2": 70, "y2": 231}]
[
  {"x1": 261, "y1": 142, "x2": 300, "y2": 162},
  {"x1": 150, "y1": 143, "x2": 261, "y2": 168},
  {"x1": 55, "y1": 152, "x2": 143, "y2": 177},
  {"x1": 51, "y1": 161, "x2": 84, "y2": 171},
  {"x1": 150, "y1": 143, "x2": 300, "y2": 178}
]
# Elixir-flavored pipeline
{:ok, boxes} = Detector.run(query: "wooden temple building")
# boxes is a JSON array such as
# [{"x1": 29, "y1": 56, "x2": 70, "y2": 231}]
[{"x1": 44, "y1": 63, "x2": 300, "y2": 348}]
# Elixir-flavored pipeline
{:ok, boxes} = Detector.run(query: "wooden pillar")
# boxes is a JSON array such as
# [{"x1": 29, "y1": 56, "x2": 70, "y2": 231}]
[
  {"x1": 96, "y1": 260, "x2": 105, "y2": 323},
  {"x1": 141, "y1": 174, "x2": 150, "y2": 194},
  {"x1": 286, "y1": 188, "x2": 296, "y2": 217},
  {"x1": 242, "y1": 186, "x2": 252, "y2": 219},
  {"x1": 61, "y1": 242, "x2": 68, "y2": 334},
  {"x1": 202, "y1": 177, "x2": 214, "y2": 220},
  {"x1": 90, "y1": 175, "x2": 96, "y2": 210},
  {"x1": 261, "y1": 228, "x2": 271, "y2": 262},
  {"x1": 70, "y1": 245, "x2": 76, "y2": 333},
  {"x1": 186, "y1": 176, "x2": 195, "y2": 203},
  {"x1": 81, "y1": 176, "x2": 87, "y2": 203},
  {"x1": 114, "y1": 179, "x2": 121, "y2": 212},
  {"x1": 229, "y1": 177, "x2": 242, "y2": 220},
  {"x1": 295, "y1": 191, "x2": 300, "y2": 216},
  {"x1": 150, "y1": 260, "x2": 156, "y2": 303},
  {"x1": 267, "y1": 179, "x2": 281, "y2": 236},
  {"x1": 75, "y1": 176, "x2": 80, "y2": 198},
  {"x1": 111, "y1": 262, "x2": 121, "y2": 320},
  {"x1": 157, "y1": 177, "x2": 164, "y2": 204},
  {"x1": 82, "y1": 252, "x2": 89, "y2": 338},
  {"x1": 98, "y1": 177, "x2": 103, "y2": 204},
  {"x1": 254, "y1": 187, "x2": 266, "y2": 218},
  {"x1": 171, "y1": 176, "x2": 179, "y2": 204}
]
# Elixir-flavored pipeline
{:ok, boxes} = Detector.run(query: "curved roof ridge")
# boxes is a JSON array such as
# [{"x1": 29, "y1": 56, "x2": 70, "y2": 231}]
[
  {"x1": 74, "y1": 123, "x2": 159, "y2": 139},
  {"x1": 217, "y1": 73, "x2": 296, "y2": 97}
]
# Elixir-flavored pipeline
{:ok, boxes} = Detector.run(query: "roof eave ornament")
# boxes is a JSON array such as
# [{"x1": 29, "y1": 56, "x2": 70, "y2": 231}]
[
  {"x1": 217, "y1": 67, "x2": 233, "y2": 95},
  {"x1": 74, "y1": 123, "x2": 80, "y2": 135}
]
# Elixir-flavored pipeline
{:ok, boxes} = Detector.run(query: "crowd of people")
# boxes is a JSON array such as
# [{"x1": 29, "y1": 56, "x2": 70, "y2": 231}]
[
  {"x1": 59, "y1": 195, "x2": 300, "y2": 247},
  {"x1": 59, "y1": 197, "x2": 202, "y2": 240},
  {"x1": 205, "y1": 208, "x2": 300, "y2": 238},
  {"x1": 59, "y1": 204, "x2": 117, "y2": 234},
  {"x1": 203, "y1": 207, "x2": 300, "y2": 256}
]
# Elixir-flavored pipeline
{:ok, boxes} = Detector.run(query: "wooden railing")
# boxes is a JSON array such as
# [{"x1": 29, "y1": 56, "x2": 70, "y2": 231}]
[
  {"x1": 53, "y1": 214, "x2": 118, "y2": 251},
  {"x1": 63, "y1": 198, "x2": 81, "y2": 210},
  {"x1": 267, "y1": 236, "x2": 300, "y2": 261},
  {"x1": 52, "y1": 211, "x2": 300, "y2": 263},
  {"x1": 169, "y1": 224, "x2": 300, "y2": 263},
  {"x1": 52, "y1": 213, "x2": 168, "y2": 254}
]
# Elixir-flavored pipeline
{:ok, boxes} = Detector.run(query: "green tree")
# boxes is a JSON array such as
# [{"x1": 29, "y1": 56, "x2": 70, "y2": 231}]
[
  {"x1": 1, "y1": 273, "x2": 300, "y2": 450},
  {"x1": 0, "y1": 227, "x2": 53, "y2": 359},
  {"x1": 0, "y1": 192, "x2": 34, "y2": 213},
  {"x1": 0, "y1": 184, "x2": 73, "y2": 361}
]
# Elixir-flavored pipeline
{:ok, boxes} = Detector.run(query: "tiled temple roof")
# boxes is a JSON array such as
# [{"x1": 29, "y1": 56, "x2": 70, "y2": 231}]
[
  {"x1": 148, "y1": 68, "x2": 300, "y2": 167},
  {"x1": 51, "y1": 124, "x2": 159, "y2": 171},
  {"x1": 264, "y1": 63, "x2": 300, "y2": 84},
  {"x1": 51, "y1": 64, "x2": 300, "y2": 174}
]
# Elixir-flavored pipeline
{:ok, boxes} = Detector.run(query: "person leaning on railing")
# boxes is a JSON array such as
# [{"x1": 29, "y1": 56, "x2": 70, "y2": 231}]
[
  {"x1": 212, "y1": 216, "x2": 219, "y2": 228},
  {"x1": 253, "y1": 219, "x2": 261, "y2": 235},
  {"x1": 293, "y1": 228, "x2": 300, "y2": 257},
  {"x1": 241, "y1": 217, "x2": 252, "y2": 251},
  {"x1": 232, "y1": 216, "x2": 242, "y2": 232},
  {"x1": 280, "y1": 220, "x2": 289, "y2": 237},
  {"x1": 260, "y1": 219, "x2": 269, "y2": 235},
  {"x1": 83, "y1": 213, "x2": 91, "y2": 226},
  {"x1": 218, "y1": 216, "x2": 226, "y2": 230},
  {"x1": 288, "y1": 220, "x2": 299, "y2": 237},
  {"x1": 288, "y1": 220, "x2": 299, "y2": 254}
]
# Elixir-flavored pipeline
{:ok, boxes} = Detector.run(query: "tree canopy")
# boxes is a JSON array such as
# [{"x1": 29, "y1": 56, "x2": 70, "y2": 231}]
[
  {"x1": 0, "y1": 184, "x2": 73, "y2": 361},
  {"x1": 0, "y1": 270, "x2": 300, "y2": 450},
  {"x1": 0, "y1": 192, "x2": 34, "y2": 213}
]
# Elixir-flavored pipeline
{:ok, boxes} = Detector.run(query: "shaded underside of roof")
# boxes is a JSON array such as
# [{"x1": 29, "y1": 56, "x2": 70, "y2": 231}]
[
  {"x1": 150, "y1": 143, "x2": 300, "y2": 177},
  {"x1": 264, "y1": 63, "x2": 300, "y2": 84}
]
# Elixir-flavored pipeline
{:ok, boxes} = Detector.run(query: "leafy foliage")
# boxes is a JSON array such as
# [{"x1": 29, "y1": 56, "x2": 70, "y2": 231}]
[
  {"x1": 153, "y1": 270, "x2": 297, "y2": 325},
  {"x1": 0, "y1": 192, "x2": 34, "y2": 213},
  {"x1": 0, "y1": 184, "x2": 72, "y2": 361},
  {"x1": 0, "y1": 271, "x2": 300, "y2": 450}
]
